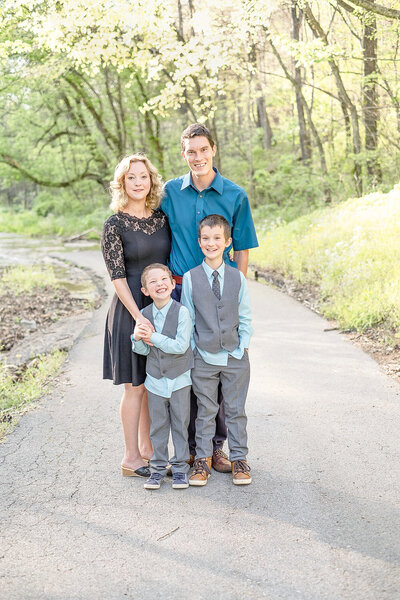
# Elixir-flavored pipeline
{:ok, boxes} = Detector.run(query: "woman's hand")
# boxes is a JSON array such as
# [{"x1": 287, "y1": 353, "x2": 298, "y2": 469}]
[
  {"x1": 112, "y1": 278, "x2": 155, "y2": 333},
  {"x1": 133, "y1": 323, "x2": 151, "y2": 342},
  {"x1": 135, "y1": 314, "x2": 155, "y2": 332},
  {"x1": 132, "y1": 323, "x2": 142, "y2": 341},
  {"x1": 141, "y1": 335, "x2": 153, "y2": 345}
]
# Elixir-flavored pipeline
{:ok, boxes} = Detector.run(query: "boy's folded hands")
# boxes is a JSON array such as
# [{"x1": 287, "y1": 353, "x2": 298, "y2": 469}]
[{"x1": 133, "y1": 322, "x2": 154, "y2": 345}]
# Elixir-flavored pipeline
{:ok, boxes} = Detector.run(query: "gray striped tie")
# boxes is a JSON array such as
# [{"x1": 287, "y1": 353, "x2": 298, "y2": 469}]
[{"x1": 212, "y1": 270, "x2": 221, "y2": 300}]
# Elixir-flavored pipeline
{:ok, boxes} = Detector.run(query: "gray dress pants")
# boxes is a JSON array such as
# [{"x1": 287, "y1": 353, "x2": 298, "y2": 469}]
[
  {"x1": 191, "y1": 352, "x2": 250, "y2": 462},
  {"x1": 147, "y1": 385, "x2": 191, "y2": 476},
  {"x1": 172, "y1": 283, "x2": 227, "y2": 453}
]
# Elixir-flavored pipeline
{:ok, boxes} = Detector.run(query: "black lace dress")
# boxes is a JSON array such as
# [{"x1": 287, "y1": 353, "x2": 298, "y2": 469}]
[{"x1": 101, "y1": 210, "x2": 171, "y2": 385}]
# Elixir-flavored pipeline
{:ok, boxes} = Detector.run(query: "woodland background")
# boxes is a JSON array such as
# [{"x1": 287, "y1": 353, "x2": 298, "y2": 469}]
[
  {"x1": 2, "y1": 1, "x2": 400, "y2": 425},
  {"x1": 1, "y1": 0, "x2": 400, "y2": 230}
]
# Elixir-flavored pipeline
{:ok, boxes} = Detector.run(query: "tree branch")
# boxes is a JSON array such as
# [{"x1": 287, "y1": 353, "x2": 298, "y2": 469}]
[
  {"x1": 333, "y1": 1, "x2": 362, "y2": 39},
  {"x1": 337, "y1": 0, "x2": 400, "y2": 20},
  {"x1": 0, "y1": 154, "x2": 102, "y2": 187},
  {"x1": 336, "y1": 0, "x2": 358, "y2": 14},
  {"x1": 64, "y1": 73, "x2": 120, "y2": 153}
]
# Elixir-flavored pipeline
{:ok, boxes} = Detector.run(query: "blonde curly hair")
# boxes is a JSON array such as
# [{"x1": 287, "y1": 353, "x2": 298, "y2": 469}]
[{"x1": 109, "y1": 154, "x2": 163, "y2": 212}]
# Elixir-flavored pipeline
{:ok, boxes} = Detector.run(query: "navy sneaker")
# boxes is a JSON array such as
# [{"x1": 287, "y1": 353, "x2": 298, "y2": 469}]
[
  {"x1": 143, "y1": 472, "x2": 163, "y2": 490},
  {"x1": 172, "y1": 472, "x2": 189, "y2": 489}
]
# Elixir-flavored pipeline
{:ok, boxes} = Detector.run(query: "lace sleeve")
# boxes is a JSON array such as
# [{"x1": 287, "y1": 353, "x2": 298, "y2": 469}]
[{"x1": 101, "y1": 219, "x2": 126, "y2": 280}]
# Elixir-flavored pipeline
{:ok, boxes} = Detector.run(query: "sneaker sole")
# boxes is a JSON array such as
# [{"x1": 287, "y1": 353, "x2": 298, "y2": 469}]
[
  {"x1": 144, "y1": 484, "x2": 161, "y2": 489},
  {"x1": 188, "y1": 478, "x2": 209, "y2": 486},
  {"x1": 172, "y1": 483, "x2": 189, "y2": 489},
  {"x1": 233, "y1": 478, "x2": 252, "y2": 485}
]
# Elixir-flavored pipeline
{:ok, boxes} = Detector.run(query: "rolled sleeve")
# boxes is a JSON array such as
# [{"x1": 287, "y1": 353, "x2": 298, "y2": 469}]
[
  {"x1": 232, "y1": 191, "x2": 259, "y2": 251},
  {"x1": 237, "y1": 272, "x2": 253, "y2": 349}
]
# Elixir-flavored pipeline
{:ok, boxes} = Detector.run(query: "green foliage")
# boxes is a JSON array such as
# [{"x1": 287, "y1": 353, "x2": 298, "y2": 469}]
[
  {"x1": 252, "y1": 185, "x2": 400, "y2": 332},
  {"x1": 1, "y1": 0, "x2": 400, "y2": 222},
  {"x1": 0, "y1": 206, "x2": 109, "y2": 237},
  {"x1": 0, "y1": 265, "x2": 59, "y2": 295},
  {"x1": 254, "y1": 152, "x2": 324, "y2": 206},
  {"x1": 0, "y1": 351, "x2": 66, "y2": 438},
  {"x1": 32, "y1": 183, "x2": 107, "y2": 217}
]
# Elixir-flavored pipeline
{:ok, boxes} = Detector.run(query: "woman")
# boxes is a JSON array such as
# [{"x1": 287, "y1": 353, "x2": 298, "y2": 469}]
[{"x1": 101, "y1": 154, "x2": 170, "y2": 478}]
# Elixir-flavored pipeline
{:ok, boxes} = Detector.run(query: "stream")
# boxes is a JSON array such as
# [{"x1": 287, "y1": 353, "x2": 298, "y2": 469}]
[{"x1": 0, "y1": 233, "x2": 102, "y2": 300}]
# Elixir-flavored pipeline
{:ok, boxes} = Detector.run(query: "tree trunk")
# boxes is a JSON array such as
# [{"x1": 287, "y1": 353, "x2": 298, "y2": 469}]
[
  {"x1": 301, "y1": 2, "x2": 363, "y2": 195},
  {"x1": 268, "y1": 37, "x2": 331, "y2": 202},
  {"x1": 206, "y1": 117, "x2": 222, "y2": 172},
  {"x1": 362, "y1": 1, "x2": 381, "y2": 181},
  {"x1": 256, "y1": 96, "x2": 273, "y2": 151},
  {"x1": 291, "y1": 4, "x2": 312, "y2": 163},
  {"x1": 341, "y1": 101, "x2": 352, "y2": 153},
  {"x1": 134, "y1": 75, "x2": 165, "y2": 174}
]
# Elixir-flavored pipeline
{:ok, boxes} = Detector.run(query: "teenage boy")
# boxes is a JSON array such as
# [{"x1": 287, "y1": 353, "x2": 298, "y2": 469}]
[
  {"x1": 131, "y1": 263, "x2": 194, "y2": 490},
  {"x1": 162, "y1": 123, "x2": 258, "y2": 473},
  {"x1": 181, "y1": 215, "x2": 253, "y2": 486}
]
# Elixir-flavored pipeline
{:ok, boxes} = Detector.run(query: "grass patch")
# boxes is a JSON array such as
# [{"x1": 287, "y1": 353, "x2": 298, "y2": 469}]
[
  {"x1": 252, "y1": 185, "x2": 400, "y2": 332},
  {"x1": 0, "y1": 350, "x2": 66, "y2": 439},
  {"x1": 0, "y1": 207, "x2": 108, "y2": 238},
  {"x1": 0, "y1": 264, "x2": 59, "y2": 295}
]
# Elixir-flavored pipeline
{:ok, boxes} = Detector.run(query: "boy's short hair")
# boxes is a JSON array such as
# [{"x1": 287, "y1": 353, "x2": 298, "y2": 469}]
[
  {"x1": 198, "y1": 214, "x2": 231, "y2": 240},
  {"x1": 141, "y1": 263, "x2": 173, "y2": 288},
  {"x1": 181, "y1": 123, "x2": 215, "y2": 151}
]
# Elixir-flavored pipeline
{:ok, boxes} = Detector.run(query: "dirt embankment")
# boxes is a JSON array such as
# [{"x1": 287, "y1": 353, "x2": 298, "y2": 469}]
[
  {"x1": 0, "y1": 288, "x2": 91, "y2": 352},
  {"x1": 0, "y1": 259, "x2": 104, "y2": 377}
]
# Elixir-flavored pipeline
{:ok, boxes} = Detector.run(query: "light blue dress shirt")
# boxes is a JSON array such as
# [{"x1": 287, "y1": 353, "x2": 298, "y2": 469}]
[
  {"x1": 181, "y1": 261, "x2": 253, "y2": 366},
  {"x1": 162, "y1": 168, "x2": 258, "y2": 276},
  {"x1": 131, "y1": 298, "x2": 192, "y2": 398}
]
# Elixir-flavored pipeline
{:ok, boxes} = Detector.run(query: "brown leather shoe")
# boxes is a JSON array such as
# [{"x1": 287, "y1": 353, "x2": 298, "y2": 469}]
[
  {"x1": 212, "y1": 448, "x2": 232, "y2": 473},
  {"x1": 232, "y1": 460, "x2": 252, "y2": 485},
  {"x1": 189, "y1": 457, "x2": 212, "y2": 486}
]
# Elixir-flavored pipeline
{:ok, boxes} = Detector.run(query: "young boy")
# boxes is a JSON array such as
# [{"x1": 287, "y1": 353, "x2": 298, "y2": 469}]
[
  {"x1": 132, "y1": 263, "x2": 194, "y2": 490},
  {"x1": 181, "y1": 215, "x2": 253, "y2": 486}
]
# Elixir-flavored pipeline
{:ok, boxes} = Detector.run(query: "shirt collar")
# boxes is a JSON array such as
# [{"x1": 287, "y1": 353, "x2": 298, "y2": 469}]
[
  {"x1": 181, "y1": 172, "x2": 192, "y2": 190},
  {"x1": 202, "y1": 260, "x2": 225, "y2": 279},
  {"x1": 152, "y1": 297, "x2": 173, "y2": 318},
  {"x1": 181, "y1": 168, "x2": 223, "y2": 195}
]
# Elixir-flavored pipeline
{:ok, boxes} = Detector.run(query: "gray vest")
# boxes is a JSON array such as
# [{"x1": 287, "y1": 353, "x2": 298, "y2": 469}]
[
  {"x1": 191, "y1": 264, "x2": 241, "y2": 353},
  {"x1": 141, "y1": 300, "x2": 194, "y2": 380}
]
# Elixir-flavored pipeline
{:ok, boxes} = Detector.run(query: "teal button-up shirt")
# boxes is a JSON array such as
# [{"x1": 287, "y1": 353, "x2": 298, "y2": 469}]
[
  {"x1": 181, "y1": 261, "x2": 253, "y2": 366},
  {"x1": 131, "y1": 299, "x2": 192, "y2": 398},
  {"x1": 162, "y1": 168, "x2": 258, "y2": 276}
]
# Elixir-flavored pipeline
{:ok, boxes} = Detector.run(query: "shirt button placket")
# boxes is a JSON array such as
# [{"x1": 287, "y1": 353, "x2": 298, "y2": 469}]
[{"x1": 196, "y1": 193, "x2": 204, "y2": 225}]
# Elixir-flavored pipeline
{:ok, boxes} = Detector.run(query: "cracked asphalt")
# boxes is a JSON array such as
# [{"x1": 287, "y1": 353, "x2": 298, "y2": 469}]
[{"x1": 1, "y1": 249, "x2": 400, "y2": 599}]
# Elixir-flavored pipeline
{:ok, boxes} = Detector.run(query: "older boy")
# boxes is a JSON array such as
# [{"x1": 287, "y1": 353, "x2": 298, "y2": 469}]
[
  {"x1": 132, "y1": 264, "x2": 194, "y2": 490},
  {"x1": 181, "y1": 215, "x2": 253, "y2": 486},
  {"x1": 162, "y1": 123, "x2": 258, "y2": 472}
]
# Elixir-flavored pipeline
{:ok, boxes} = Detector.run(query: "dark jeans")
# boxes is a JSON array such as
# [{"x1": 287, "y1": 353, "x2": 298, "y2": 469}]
[{"x1": 172, "y1": 282, "x2": 227, "y2": 455}]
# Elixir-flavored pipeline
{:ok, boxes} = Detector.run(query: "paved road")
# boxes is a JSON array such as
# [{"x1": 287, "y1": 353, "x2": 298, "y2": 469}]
[{"x1": 1, "y1": 250, "x2": 399, "y2": 599}]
